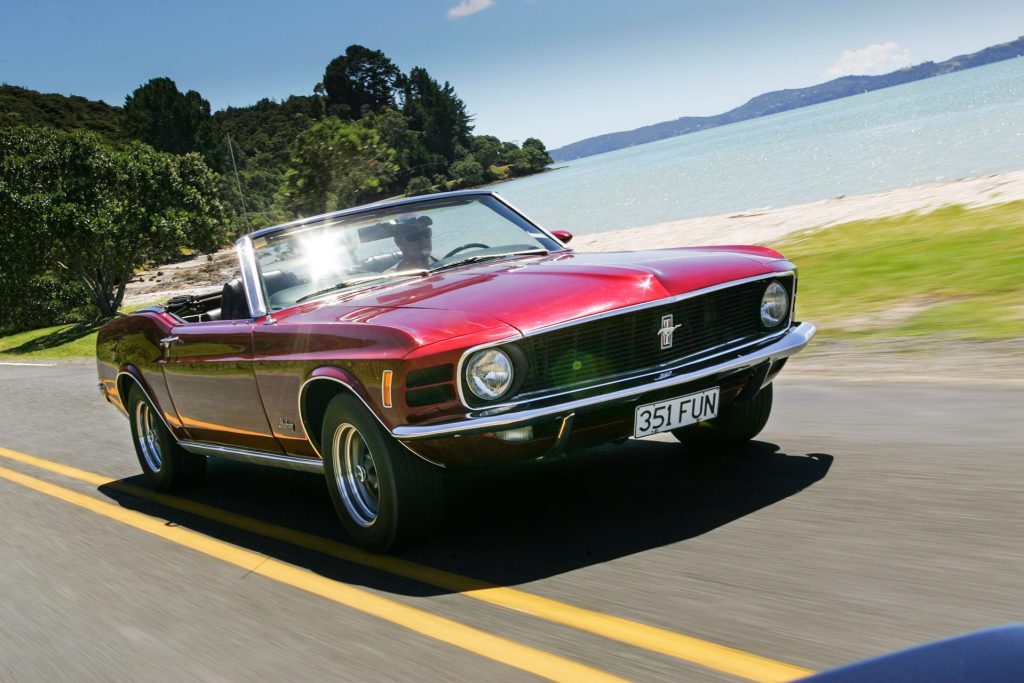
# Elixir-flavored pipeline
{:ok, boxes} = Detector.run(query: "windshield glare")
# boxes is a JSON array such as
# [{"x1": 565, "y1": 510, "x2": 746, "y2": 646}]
[{"x1": 250, "y1": 195, "x2": 555, "y2": 311}]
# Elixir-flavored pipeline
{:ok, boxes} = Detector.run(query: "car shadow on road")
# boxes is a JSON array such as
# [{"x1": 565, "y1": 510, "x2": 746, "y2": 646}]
[{"x1": 99, "y1": 440, "x2": 832, "y2": 597}]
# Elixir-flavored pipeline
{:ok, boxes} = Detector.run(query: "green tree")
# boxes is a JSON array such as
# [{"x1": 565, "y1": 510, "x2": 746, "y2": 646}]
[
  {"x1": 404, "y1": 176, "x2": 434, "y2": 196},
  {"x1": 470, "y1": 135, "x2": 504, "y2": 172},
  {"x1": 123, "y1": 77, "x2": 220, "y2": 163},
  {"x1": 504, "y1": 138, "x2": 552, "y2": 176},
  {"x1": 0, "y1": 85, "x2": 124, "y2": 145},
  {"x1": 0, "y1": 267, "x2": 92, "y2": 334},
  {"x1": 277, "y1": 118, "x2": 397, "y2": 215},
  {"x1": 322, "y1": 45, "x2": 402, "y2": 118},
  {"x1": 402, "y1": 67, "x2": 473, "y2": 163},
  {"x1": 360, "y1": 107, "x2": 432, "y2": 188},
  {"x1": 0, "y1": 127, "x2": 228, "y2": 319},
  {"x1": 212, "y1": 95, "x2": 323, "y2": 229},
  {"x1": 522, "y1": 137, "x2": 553, "y2": 166},
  {"x1": 504, "y1": 145, "x2": 530, "y2": 175},
  {"x1": 449, "y1": 156, "x2": 485, "y2": 188}
]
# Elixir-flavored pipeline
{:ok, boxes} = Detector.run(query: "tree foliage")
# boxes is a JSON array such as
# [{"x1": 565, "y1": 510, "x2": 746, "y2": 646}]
[
  {"x1": 322, "y1": 45, "x2": 402, "y2": 119},
  {"x1": 470, "y1": 134, "x2": 504, "y2": 170},
  {"x1": 0, "y1": 271, "x2": 91, "y2": 334},
  {"x1": 123, "y1": 77, "x2": 219, "y2": 161},
  {"x1": 402, "y1": 67, "x2": 473, "y2": 164},
  {"x1": 404, "y1": 176, "x2": 434, "y2": 196},
  {"x1": 212, "y1": 95, "x2": 323, "y2": 230},
  {"x1": 0, "y1": 127, "x2": 228, "y2": 319},
  {"x1": 277, "y1": 118, "x2": 397, "y2": 215},
  {"x1": 520, "y1": 137, "x2": 554, "y2": 173},
  {"x1": 0, "y1": 85, "x2": 124, "y2": 144},
  {"x1": 449, "y1": 156, "x2": 485, "y2": 188},
  {"x1": 2, "y1": 48, "x2": 551, "y2": 232}
]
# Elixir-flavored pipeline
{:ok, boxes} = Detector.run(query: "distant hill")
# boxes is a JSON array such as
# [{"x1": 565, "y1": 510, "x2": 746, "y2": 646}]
[
  {"x1": 0, "y1": 85, "x2": 124, "y2": 143},
  {"x1": 550, "y1": 36, "x2": 1024, "y2": 162}
]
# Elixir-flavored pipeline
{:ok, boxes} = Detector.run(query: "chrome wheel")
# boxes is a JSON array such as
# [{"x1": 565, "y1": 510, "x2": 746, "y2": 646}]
[
  {"x1": 331, "y1": 422, "x2": 379, "y2": 527},
  {"x1": 134, "y1": 400, "x2": 162, "y2": 472}
]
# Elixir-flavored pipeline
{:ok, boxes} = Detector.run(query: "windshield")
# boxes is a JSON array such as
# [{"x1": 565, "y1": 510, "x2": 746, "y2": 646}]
[{"x1": 249, "y1": 195, "x2": 559, "y2": 311}]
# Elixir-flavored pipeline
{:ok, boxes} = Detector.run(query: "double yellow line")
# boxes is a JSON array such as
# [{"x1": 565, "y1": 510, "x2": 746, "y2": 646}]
[{"x1": 0, "y1": 446, "x2": 813, "y2": 682}]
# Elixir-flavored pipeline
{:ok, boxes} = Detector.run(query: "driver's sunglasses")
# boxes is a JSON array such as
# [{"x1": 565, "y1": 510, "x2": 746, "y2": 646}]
[{"x1": 400, "y1": 227, "x2": 432, "y2": 241}]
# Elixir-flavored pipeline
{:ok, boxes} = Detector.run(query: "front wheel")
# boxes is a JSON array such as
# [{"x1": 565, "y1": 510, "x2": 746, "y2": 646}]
[
  {"x1": 321, "y1": 394, "x2": 443, "y2": 552},
  {"x1": 672, "y1": 383, "x2": 773, "y2": 452},
  {"x1": 126, "y1": 384, "x2": 206, "y2": 491}
]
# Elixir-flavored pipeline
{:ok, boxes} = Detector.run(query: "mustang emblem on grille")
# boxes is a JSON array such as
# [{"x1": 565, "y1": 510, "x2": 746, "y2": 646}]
[{"x1": 658, "y1": 314, "x2": 682, "y2": 350}]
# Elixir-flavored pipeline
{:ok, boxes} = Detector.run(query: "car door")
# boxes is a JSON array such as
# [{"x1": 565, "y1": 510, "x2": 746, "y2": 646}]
[{"x1": 161, "y1": 320, "x2": 283, "y2": 453}]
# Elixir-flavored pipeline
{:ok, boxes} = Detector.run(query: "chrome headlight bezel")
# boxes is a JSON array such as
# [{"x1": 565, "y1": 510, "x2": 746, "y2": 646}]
[
  {"x1": 760, "y1": 281, "x2": 790, "y2": 328},
  {"x1": 464, "y1": 347, "x2": 515, "y2": 401}
]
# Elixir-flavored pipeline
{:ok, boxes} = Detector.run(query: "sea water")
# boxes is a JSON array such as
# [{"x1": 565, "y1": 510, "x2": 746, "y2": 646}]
[{"x1": 489, "y1": 57, "x2": 1024, "y2": 234}]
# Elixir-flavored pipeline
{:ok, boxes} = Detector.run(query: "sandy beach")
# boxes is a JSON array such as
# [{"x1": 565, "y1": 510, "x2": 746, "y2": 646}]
[
  {"x1": 123, "y1": 170, "x2": 1024, "y2": 306},
  {"x1": 571, "y1": 170, "x2": 1024, "y2": 252}
]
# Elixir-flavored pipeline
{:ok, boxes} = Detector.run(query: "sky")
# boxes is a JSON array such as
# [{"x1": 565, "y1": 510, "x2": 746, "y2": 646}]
[{"x1": 2, "y1": 0, "x2": 1023, "y2": 149}]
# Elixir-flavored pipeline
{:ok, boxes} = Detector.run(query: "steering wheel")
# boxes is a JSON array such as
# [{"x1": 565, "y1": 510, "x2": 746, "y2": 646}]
[{"x1": 442, "y1": 243, "x2": 489, "y2": 259}]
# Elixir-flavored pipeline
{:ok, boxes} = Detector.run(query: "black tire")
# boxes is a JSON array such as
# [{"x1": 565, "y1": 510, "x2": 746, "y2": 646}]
[
  {"x1": 126, "y1": 384, "x2": 206, "y2": 492},
  {"x1": 321, "y1": 393, "x2": 443, "y2": 552},
  {"x1": 672, "y1": 383, "x2": 774, "y2": 452}
]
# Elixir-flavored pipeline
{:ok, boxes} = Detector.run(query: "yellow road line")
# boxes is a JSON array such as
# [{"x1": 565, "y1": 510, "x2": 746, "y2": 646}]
[
  {"x1": 0, "y1": 462, "x2": 625, "y2": 683},
  {"x1": 0, "y1": 446, "x2": 814, "y2": 682}
]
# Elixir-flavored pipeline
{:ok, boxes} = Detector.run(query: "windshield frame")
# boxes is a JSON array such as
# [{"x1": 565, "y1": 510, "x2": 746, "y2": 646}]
[{"x1": 235, "y1": 190, "x2": 567, "y2": 318}]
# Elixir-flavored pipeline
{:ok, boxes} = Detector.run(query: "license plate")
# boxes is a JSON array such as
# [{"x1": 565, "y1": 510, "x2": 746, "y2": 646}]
[{"x1": 634, "y1": 387, "x2": 719, "y2": 438}]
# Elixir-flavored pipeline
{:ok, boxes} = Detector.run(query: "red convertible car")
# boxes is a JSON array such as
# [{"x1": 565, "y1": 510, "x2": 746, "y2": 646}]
[{"x1": 97, "y1": 191, "x2": 816, "y2": 550}]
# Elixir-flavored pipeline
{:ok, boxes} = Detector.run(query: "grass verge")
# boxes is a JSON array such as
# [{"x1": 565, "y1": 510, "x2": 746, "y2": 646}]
[
  {"x1": 0, "y1": 300, "x2": 162, "y2": 361},
  {"x1": 0, "y1": 323, "x2": 100, "y2": 360},
  {"x1": 774, "y1": 202, "x2": 1024, "y2": 340}
]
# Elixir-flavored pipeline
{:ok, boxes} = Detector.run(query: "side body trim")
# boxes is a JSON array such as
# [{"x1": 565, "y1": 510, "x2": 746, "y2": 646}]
[{"x1": 178, "y1": 441, "x2": 323, "y2": 473}]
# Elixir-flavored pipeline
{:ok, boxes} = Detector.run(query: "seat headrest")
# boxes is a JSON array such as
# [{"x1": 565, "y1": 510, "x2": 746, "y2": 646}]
[
  {"x1": 220, "y1": 278, "x2": 250, "y2": 320},
  {"x1": 262, "y1": 269, "x2": 299, "y2": 296},
  {"x1": 362, "y1": 252, "x2": 403, "y2": 272}
]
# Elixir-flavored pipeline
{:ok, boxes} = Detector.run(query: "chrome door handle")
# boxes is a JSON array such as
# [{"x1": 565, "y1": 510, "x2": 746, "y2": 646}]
[{"x1": 159, "y1": 336, "x2": 180, "y2": 349}]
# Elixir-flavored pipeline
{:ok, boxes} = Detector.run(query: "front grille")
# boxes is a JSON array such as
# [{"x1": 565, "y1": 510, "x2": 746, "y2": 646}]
[
  {"x1": 406, "y1": 385, "x2": 456, "y2": 407},
  {"x1": 405, "y1": 363, "x2": 455, "y2": 407},
  {"x1": 407, "y1": 364, "x2": 454, "y2": 388},
  {"x1": 515, "y1": 277, "x2": 790, "y2": 396}
]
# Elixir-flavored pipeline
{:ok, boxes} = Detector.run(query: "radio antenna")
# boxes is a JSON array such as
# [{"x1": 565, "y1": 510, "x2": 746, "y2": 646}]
[{"x1": 226, "y1": 133, "x2": 250, "y2": 229}]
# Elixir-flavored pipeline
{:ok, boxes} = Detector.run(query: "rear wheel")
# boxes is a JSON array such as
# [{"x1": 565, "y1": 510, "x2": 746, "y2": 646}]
[
  {"x1": 672, "y1": 383, "x2": 773, "y2": 452},
  {"x1": 126, "y1": 384, "x2": 206, "y2": 491},
  {"x1": 321, "y1": 394, "x2": 443, "y2": 552}
]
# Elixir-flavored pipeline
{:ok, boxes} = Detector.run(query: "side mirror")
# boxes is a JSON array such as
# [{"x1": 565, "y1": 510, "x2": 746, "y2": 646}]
[{"x1": 551, "y1": 230, "x2": 573, "y2": 245}]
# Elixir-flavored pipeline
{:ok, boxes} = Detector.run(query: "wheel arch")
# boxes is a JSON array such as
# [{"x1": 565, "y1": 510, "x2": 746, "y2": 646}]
[
  {"x1": 298, "y1": 368, "x2": 443, "y2": 467},
  {"x1": 116, "y1": 367, "x2": 178, "y2": 437},
  {"x1": 298, "y1": 368, "x2": 378, "y2": 459}
]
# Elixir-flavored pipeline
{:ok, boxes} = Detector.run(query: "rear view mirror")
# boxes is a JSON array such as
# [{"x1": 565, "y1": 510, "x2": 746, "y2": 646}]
[{"x1": 552, "y1": 230, "x2": 573, "y2": 244}]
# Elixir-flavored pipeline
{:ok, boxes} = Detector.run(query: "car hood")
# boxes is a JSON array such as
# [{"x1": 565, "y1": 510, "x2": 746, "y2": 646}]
[{"x1": 277, "y1": 248, "x2": 790, "y2": 339}]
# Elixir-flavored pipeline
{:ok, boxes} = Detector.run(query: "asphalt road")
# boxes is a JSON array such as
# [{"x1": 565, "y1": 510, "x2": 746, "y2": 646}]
[{"x1": 1, "y1": 361, "x2": 1021, "y2": 682}]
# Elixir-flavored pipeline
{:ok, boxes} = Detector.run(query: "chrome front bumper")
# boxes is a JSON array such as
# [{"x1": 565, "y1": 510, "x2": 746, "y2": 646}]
[{"x1": 393, "y1": 322, "x2": 817, "y2": 440}]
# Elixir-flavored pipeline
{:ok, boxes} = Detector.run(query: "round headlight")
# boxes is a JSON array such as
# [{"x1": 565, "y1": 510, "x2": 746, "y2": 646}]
[
  {"x1": 760, "y1": 281, "x2": 790, "y2": 327},
  {"x1": 465, "y1": 348, "x2": 514, "y2": 401}
]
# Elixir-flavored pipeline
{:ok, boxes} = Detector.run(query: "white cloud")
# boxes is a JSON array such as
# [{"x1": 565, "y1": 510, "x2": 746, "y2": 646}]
[
  {"x1": 825, "y1": 42, "x2": 913, "y2": 78},
  {"x1": 447, "y1": 0, "x2": 495, "y2": 19}
]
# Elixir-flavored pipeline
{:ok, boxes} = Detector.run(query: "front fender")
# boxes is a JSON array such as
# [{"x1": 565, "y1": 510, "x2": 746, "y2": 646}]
[
  {"x1": 298, "y1": 366, "x2": 378, "y2": 459},
  {"x1": 297, "y1": 366, "x2": 444, "y2": 467},
  {"x1": 116, "y1": 365, "x2": 188, "y2": 441}
]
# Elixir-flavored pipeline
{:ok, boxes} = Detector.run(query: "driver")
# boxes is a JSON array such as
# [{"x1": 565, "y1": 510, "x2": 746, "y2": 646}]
[{"x1": 388, "y1": 216, "x2": 437, "y2": 271}]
